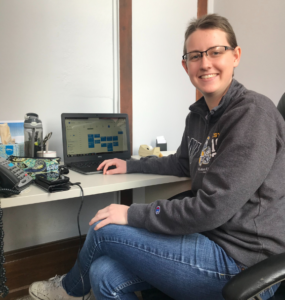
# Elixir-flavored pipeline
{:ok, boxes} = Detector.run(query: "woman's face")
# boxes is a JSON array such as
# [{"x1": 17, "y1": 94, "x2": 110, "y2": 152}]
[{"x1": 182, "y1": 29, "x2": 241, "y2": 102}]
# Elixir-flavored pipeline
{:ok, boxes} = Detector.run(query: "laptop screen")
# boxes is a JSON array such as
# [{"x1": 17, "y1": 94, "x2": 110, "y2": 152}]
[{"x1": 64, "y1": 116, "x2": 128, "y2": 158}]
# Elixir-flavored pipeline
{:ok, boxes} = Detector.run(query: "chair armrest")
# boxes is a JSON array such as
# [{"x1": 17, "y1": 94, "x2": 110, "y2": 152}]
[{"x1": 222, "y1": 253, "x2": 285, "y2": 300}]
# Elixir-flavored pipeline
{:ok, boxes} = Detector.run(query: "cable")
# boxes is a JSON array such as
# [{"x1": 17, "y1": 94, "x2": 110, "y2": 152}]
[
  {"x1": 0, "y1": 169, "x2": 85, "y2": 299},
  {"x1": 0, "y1": 200, "x2": 9, "y2": 298},
  {"x1": 69, "y1": 182, "x2": 85, "y2": 300},
  {"x1": 0, "y1": 189, "x2": 20, "y2": 198}
]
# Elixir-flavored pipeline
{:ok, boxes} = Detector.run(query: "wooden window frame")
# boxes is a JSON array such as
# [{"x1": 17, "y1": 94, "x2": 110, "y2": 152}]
[
  {"x1": 196, "y1": 0, "x2": 208, "y2": 101},
  {"x1": 119, "y1": 0, "x2": 208, "y2": 205}
]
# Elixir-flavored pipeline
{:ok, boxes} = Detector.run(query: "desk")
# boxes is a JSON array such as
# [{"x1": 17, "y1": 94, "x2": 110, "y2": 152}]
[
  {"x1": 1, "y1": 153, "x2": 191, "y2": 208},
  {"x1": 2, "y1": 154, "x2": 191, "y2": 298},
  {"x1": 1, "y1": 154, "x2": 191, "y2": 251},
  {"x1": 1, "y1": 171, "x2": 191, "y2": 208}
]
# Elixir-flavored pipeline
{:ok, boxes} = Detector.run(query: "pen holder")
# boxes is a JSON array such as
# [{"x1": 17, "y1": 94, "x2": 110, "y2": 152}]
[{"x1": 37, "y1": 151, "x2": 57, "y2": 158}]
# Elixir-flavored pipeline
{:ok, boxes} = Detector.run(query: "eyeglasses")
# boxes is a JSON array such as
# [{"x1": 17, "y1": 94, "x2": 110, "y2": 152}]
[{"x1": 182, "y1": 46, "x2": 235, "y2": 62}]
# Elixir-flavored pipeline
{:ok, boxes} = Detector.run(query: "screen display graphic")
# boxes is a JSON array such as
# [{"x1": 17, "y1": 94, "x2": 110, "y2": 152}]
[{"x1": 65, "y1": 118, "x2": 128, "y2": 157}]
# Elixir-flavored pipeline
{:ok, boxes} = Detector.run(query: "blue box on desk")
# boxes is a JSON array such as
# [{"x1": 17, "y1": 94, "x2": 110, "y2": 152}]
[{"x1": 0, "y1": 144, "x2": 20, "y2": 159}]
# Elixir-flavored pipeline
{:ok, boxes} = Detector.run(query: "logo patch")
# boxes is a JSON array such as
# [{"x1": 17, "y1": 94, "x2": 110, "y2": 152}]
[
  {"x1": 155, "y1": 206, "x2": 161, "y2": 215},
  {"x1": 199, "y1": 137, "x2": 211, "y2": 167},
  {"x1": 198, "y1": 133, "x2": 220, "y2": 171},
  {"x1": 5, "y1": 145, "x2": 14, "y2": 155}
]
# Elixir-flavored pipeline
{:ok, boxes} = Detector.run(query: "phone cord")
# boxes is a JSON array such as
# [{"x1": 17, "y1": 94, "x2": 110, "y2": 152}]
[
  {"x1": 0, "y1": 200, "x2": 9, "y2": 298},
  {"x1": 69, "y1": 182, "x2": 85, "y2": 300}
]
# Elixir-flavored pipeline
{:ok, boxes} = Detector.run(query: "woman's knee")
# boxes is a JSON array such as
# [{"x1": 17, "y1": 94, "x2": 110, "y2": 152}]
[
  {"x1": 87, "y1": 222, "x2": 134, "y2": 242},
  {"x1": 85, "y1": 222, "x2": 97, "y2": 245},
  {"x1": 86, "y1": 221, "x2": 108, "y2": 241}
]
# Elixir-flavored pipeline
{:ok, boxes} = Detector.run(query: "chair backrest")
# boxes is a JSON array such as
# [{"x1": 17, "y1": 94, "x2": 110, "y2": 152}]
[{"x1": 277, "y1": 93, "x2": 285, "y2": 120}]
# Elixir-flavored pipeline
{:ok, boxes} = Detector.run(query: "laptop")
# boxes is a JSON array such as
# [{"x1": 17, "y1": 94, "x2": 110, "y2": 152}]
[{"x1": 61, "y1": 113, "x2": 131, "y2": 174}]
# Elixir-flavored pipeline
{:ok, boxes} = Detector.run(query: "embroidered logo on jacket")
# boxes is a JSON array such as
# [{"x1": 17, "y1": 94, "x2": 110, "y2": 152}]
[
  {"x1": 199, "y1": 137, "x2": 211, "y2": 166},
  {"x1": 198, "y1": 133, "x2": 219, "y2": 171},
  {"x1": 188, "y1": 137, "x2": 201, "y2": 165},
  {"x1": 156, "y1": 206, "x2": 161, "y2": 215}
]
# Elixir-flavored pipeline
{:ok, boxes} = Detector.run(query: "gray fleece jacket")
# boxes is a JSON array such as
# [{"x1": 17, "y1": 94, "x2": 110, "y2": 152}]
[{"x1": 127, "y1": 79, "x2": 285, "y2": 267}]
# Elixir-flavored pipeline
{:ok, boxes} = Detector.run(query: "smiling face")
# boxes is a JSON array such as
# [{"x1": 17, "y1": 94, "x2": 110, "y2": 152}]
[{"x1": 182, "y1": 29, "x2": 241, "y2": 109}]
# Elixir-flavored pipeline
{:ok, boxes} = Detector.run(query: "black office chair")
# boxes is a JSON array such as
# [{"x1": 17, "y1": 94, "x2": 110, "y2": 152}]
[{"x1": 222, "y1": 253, "x2": 285, "y2": 300}]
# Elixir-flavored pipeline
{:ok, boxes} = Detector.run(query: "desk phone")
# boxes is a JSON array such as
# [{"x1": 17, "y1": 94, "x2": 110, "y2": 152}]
[{"x1": 0, "y1": 157, "x2": 33, "y2": 197}]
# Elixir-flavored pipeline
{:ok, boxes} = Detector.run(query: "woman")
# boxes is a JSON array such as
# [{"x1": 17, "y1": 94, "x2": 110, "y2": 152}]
[{"x1": 29, "y1": 14, "x2": 285, "y2": 300}]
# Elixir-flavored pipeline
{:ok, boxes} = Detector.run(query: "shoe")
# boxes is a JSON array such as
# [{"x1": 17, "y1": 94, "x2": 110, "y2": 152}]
[{"x1": 29, "y1": 275, "x2": 91, "y2": 300}]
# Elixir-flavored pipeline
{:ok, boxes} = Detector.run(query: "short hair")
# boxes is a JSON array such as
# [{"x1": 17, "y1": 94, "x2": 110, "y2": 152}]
[{"x1": 183, "y1": 14, "x2": 238, "y2": 55}]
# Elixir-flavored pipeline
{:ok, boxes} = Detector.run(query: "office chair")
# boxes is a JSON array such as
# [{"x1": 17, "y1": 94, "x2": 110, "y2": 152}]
[
  {"x1": 222, "y1": 253, "x2": 285, "y2": 300},
  {"x1": 277, "y1": 93, "x2": 285, "y2": 120}
]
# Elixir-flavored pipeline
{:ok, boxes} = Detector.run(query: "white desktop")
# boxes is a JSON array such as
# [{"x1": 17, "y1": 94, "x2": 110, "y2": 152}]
[{"x1": 0, "y1": 151, "x2": 191, "y2": 209}]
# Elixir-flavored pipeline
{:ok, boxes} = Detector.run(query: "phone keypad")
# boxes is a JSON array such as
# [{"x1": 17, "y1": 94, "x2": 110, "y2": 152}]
[{"x1": 0, "y1": 157, "x2": 33, "y2": 190}]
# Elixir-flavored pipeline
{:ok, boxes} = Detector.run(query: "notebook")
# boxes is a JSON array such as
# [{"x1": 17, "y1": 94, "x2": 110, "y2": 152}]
[{"x1": 61, "y1": 113, "x2": 131, "y2": 174}]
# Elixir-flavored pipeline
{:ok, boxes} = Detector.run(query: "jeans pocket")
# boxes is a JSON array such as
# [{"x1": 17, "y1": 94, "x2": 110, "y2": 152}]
[{"x1": 234, "y1": 260, "x2": 247, "y2": 272}]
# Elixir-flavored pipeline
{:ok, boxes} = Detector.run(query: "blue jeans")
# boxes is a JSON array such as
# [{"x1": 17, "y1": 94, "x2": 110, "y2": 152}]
[{"x1": 62, "y1": 222, "x2": 278, "y2": 300}]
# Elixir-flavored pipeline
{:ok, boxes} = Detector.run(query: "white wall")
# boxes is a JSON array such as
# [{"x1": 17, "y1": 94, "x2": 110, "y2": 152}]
[
  {"x1": 0, "y1": 0, "x2": 211, "y2": 251},
  {"x1": 132, "y1": 0, "x2": 197, "y2": 154},
  {"x1": 0, "y1": 0, "x2": 118, "y2": 251},
  {"x1": 214, "y1": 0, "x2": 285, "y2": 105},
  {"x1": 208, "y1": 0, "x2": 214, "y2": 14},
  {"x1": 0, "y1": 0, "x2": 116, "y2": 159}
]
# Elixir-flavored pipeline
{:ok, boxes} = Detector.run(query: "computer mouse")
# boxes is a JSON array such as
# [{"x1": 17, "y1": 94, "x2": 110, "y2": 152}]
[{"x1": 106, "y1": 165, "x2": 116, "y2": 171}]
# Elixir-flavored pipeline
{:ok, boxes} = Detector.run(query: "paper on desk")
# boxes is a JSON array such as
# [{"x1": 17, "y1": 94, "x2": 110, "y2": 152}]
[{"x1": 156, "y1": 136, "x2": 166, "y2": 143}]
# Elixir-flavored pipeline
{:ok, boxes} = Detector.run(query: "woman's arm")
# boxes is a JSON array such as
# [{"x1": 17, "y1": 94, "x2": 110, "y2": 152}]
[{"x1": 128, "y1": 102, "x2": 284, "y2": 235}]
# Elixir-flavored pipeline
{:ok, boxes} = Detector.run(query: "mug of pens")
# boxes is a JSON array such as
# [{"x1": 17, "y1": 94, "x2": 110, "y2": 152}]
[{"x1": 37, "y1": 132, "x2": 57, "y2": 158}]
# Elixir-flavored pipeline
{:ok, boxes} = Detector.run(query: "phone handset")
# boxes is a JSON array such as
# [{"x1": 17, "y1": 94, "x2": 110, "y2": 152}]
[
  {"x1": 0, "y1": 164, "x2": 21, "y2": 197},
  {"x1": 0, "y1": 157, "x2": 33, "y2": 198}
]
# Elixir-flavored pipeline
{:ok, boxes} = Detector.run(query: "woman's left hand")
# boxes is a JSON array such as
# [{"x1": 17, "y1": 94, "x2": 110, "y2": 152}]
[{"x1": 89, "y1": 204, "x2": 130, "y2": 230}]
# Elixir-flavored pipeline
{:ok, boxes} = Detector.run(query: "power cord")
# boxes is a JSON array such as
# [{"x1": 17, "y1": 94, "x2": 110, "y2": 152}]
[
  {"x1": 0, "y1": 166, "x2": 86, "y2": 299},
  {"x1": 0, "y1": 189, "x2": 20, "y2": 198},
  {"x1": 69, "y1": 181, "x2": 85, "y2": 300},
  {"x1": 0, "y1": 200, "x2": 8, "y2": 298}
]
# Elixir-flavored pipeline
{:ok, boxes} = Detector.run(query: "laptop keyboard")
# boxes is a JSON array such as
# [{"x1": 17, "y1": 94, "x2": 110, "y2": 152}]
[
  {"x1": 71, "y1": 161, "x2": 116, "y2": 171},
  {"x1": 73, "y1": 161, "x2": 103, "y2": 168}
]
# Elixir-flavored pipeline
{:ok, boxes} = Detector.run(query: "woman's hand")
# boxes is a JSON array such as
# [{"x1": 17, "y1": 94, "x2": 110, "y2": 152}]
[
  {"x1": 97, "y1": 158, "x2": 127, "y2": 175},
  {"x1": 89, "y1": 204, "x2": 130, "y2": 230}
]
